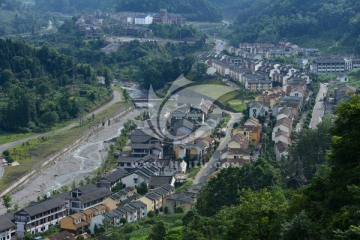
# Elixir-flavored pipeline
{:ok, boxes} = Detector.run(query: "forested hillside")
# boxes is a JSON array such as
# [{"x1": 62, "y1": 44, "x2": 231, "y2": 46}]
[
  {"x1": 0, "y1": 39, "x2": 111, "y2": 132},
  {"x1": 34, "y1": 0, "x2": 222, "y2": 22},
  {"x1": 116, "y1": 0, "x2": 222, "y2": 21},
  {"x1": 0, "y1": 0, "x2": 49, "y2": 36},
  {"x1": 211, "y1": 0, "x2": 360, "y2": 53}
]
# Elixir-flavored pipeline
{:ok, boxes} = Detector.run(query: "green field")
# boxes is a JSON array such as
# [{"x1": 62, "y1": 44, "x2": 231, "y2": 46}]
[{"x1": 227, "y1": 100, "x2": 246, "y2": 112}]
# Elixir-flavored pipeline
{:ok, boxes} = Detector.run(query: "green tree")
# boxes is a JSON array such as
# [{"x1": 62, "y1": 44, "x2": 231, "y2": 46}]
[
  {"x1": 2, "y1": 194, "x2": 12, "y2": 209},
  {"x1": 281, "y1": 211, "x2": 317, "y2": 240},
  {"x1": 224, "y1": 189, "x2": 288, "y2": 240},
  {"x1": 148, "y1": 221, "x2": 166, "y2": 240},
  {"x1": 196, "y1": 159, "x2": 281, "y2": 216},
  {"x1": 112, "y1": 182, "x2": 123, "y2": 193},
  {"x1": 104, "y1": 68, "x2": 112, "y2": 88},
  {"x1": 136, "y1": 182, "x2": 148, "y2": 195}
]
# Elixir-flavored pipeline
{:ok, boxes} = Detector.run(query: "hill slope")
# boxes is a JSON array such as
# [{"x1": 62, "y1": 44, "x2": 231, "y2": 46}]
[
  {"x1": 211, "y1": 0, "x2": 360, "y2": 53},
  {"x1": 0, "y1": 39, "x2": 111, "y2": 132},
  {"x1": 34, "y1": 0, "x2": 222, "y2": 22},
  {"x1": 116, "y1": 0, "x2": 222, "y2": 21}
]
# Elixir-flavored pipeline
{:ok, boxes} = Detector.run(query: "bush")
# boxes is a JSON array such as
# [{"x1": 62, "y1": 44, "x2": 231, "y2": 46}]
[
  {"x1": 148, "y1": 210, "x2": 155, "y2": 218},
  {"x1": 175, "y1": 207, "x2": 184, "y2": 213}
]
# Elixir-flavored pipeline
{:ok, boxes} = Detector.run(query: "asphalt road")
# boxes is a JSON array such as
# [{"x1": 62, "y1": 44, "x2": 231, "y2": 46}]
[
  {"x1": 0, "y1": 90, "x2": 121, "y2": 178},
  {"x1": 193, "y1": 112, "x2": 243, "y2": 185},
  {"x1": 310, "y1": 83, "x2": 327, "y2": 129}
]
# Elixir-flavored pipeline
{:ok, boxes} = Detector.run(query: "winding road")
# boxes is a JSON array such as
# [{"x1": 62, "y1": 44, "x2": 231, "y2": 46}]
[{"x1": 0, "y1": 90, "x2": 121, "y2": 178}]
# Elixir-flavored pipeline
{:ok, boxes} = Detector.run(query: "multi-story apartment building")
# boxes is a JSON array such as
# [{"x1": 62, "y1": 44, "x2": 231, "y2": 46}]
[{"x1": 14, "y1": 193, "x2": 68, "y2": 237}]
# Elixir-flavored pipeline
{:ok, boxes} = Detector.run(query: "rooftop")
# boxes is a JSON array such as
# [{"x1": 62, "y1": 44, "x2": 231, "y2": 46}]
[{"x1": 77, "y1": 188, "x2": 111, "y2": 204}]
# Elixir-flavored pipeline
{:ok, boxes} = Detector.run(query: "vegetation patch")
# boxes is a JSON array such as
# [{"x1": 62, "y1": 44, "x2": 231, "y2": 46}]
[{"x1": 0, "y1": 101, "x2": 130, "y2": 191}]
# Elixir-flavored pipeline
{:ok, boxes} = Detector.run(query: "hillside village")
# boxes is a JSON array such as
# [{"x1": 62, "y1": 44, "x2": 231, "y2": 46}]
[
  {"x1": 0, "y1": 36, "x2": 331, "y2": 240},
  {"x1": 2, "y1": 33, "x2": 360, "y2": 238}
]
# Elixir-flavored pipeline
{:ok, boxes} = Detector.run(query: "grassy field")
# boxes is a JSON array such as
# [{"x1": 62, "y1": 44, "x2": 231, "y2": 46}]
[
  {"x1": 227, "y1": 100, "x2": 246, "y2": 112},
  {"x1": 0, "y1": 100, "x2": 131, "y2": 191},
  {"x1": 104, "y1": 213, "x2": 185, "y2": 240}
]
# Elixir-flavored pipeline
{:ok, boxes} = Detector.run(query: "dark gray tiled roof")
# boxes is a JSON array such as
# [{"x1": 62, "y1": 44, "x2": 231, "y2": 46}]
[
  {"x1": 129, "y1": 201, "x2": 146, "y2": 209},
  {"x1": 149, "y1": 176, "x2": 173, "y2": 188},
  {"x1": 103, "y1": 169, "x2": 128, "y2": 183},
  {"x1": 20, "y1": 197, "x2": 66, "y2": 217},
  {"x1": 0, "y1": 214, "x2": 15, "y2": 231},
  {"x1": 75, "y1": 184, "x2": 98, "y2": 194},
  {"x1": 165, "y1": 191, "x2": 197, "y2": 203},
  {"x1": 77, "y1": 188, "x2": 111, "y2": 204},
  {"x1": 130, "y1": 129, "x2": 160, "y2": 143}
]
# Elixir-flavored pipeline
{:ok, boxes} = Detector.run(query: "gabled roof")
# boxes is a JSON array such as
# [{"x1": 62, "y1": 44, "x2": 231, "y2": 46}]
[
  {"x1": 275, "y1": 130, "x2": 289, "y2": 138},
  {"x1": 230, "y1": 133, "x2": 249, "y2": 148},
  {"x1": 173, "y1": 119, "x2": 195, "y2": 131},
  {"x1": 74, "y1": 184, "x2": 98, "y2": 194},
  {"x1": 77, "y1": 188, "x2": 111, "y2": 204},
  {"x1": 149, "y1": 176, "x2": 173, "y2": 188},
  {"x1": 0, "y1": 214, "x2": 15, "y2": 231},
  {"x1": 276, "y1": 141, "x2": 289, "y2": 153},
  {"x1": 18, "y1": 197, "x2": 66, "y2": 217},
  {"x1": 165, "y1": 191, "x2": 197, "y2": 203},
  {"x1": 118, "y1": 154, "x2": 158, "y2": 164},
  {"x1": 118, "y1": 193, "x2": 142, "y2": 206},
  {"x1": 129, "y1": 201, "x2": 146, "y2": 209},
  {"x1": 130, "y1": 129, "x2": 160, "y2": 144},
  {"x1": 102, "y1": 169, "x2": 128, "y2": 183},
  {"x1": 131, "y1": 143, "x2": 162, "y2": 151},
  {"x1": 275, "y1": 117, "x2": 292, "y2": 129},
  {"x1": 278, "y1": 107, "x2": 292, "y2": 116},
  {"x1": 145, "y1": 191, "x2": 162, "y2": 200}
]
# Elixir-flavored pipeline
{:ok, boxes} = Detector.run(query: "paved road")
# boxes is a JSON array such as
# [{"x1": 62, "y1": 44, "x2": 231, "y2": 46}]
[
  {"x1": 193, "y1": 111, "x2": 243, "y2": 185},
  {"x1": 0, "y1": 90, "x2": 121, "y2": 178},
  {"x1": 310, "y1": 83, "x2": 327, "y2": 129}
]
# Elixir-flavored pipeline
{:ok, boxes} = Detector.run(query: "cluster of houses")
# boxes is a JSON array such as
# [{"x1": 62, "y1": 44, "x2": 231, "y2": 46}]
[
  {"x1": 112, "y1": 9, "x2": 186, "y2": 26},
  {"x1": 215, "y1": 41, "x2": 319, "y2": 61},
  {"x1": 205, "y1": 52, "x2": 310, "y2": 93},
  {"x1": 220, "y1": 117, "x2": 262, "y2": 166},
  {"x1": 206, "y1": 47, "x2": 310, "y2": 162},
  {"x1": 74, "y1": 9, "x2": 186, "y2": 38},
  {"x1": 238, "y1": 42, "x2": 303, "y2": 59},
  {"x1": 0, "y1": 177, "x2": 197, "y2": 239},
  {"x1": 0, "y1": 91, "x2": 226, "y2": 239}
]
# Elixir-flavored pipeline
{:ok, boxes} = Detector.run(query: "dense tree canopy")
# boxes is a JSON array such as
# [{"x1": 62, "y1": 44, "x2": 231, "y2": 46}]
[
  {"x1": 213, "y1": 0, "x2": 360, "y2": 53},
  {"x1": 116, "y1": 0, "x2": 222, "y2": 22},
  {"x1": 0, "y1": 39, "x2": 111, "y2": 132},
  {"x1": 196, "y1": 158, "x2": 281, "y2": 216}
]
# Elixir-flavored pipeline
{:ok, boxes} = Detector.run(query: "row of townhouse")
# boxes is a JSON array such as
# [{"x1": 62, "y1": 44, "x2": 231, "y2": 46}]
[
  {"x1": 271, "y1": 89, "x2": 305, "y2": 160},
  {"x1": 206, "y1": 58, "x2": 273, "y2": 92},
  {"x1": 205, "y1": 54, "x2": 310, "y2": 92},
  {"x1": 1, "y1": 181, "x2": 186, "y2": 238},
  {"x1": 221, "y1": 118, "x2": 262, "y2": 167},
  {"x1": 238, "y1": 42, "x2": 302, "y2": 59}
]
